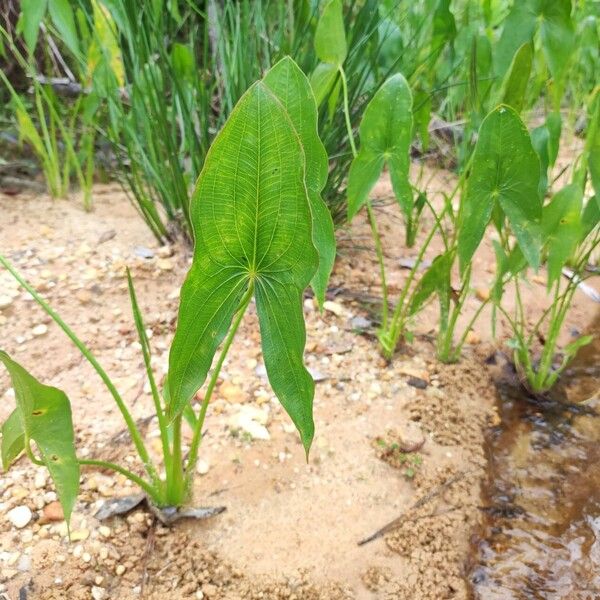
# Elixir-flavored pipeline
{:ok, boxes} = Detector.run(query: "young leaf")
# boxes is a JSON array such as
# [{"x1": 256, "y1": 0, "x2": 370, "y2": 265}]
[
  {"x1": 586, "y1": 89, "x2": 600, "y2": 198},
  {"x1": 531, "y1": 124, "x2": 550, "y2": 197},
  {"x1": 168, "y1": 81, "x2": 318, "y2": 452},
  {"x1": 347, "y1": 73, "x2": 413, "y2": 221},
  {"x1": 458, "y1": 105, "x2": 541, "y2": 273},
  {"x1": 495, "y1": 0, "x2": 575, "y2": 102},
  {"x1": 309, "y1": 63, "x2": 339, "y2": 107},
  {"x1": 263, "y1": 57, "x2": 335, "y2": 308},
  {"x1": 499, "y1": 42, "x2": 533, "y2": 113},
  {"x1": 0, "y1": 351, "x2": 79, "y2": 523},
  {"x1": 48, "y1": 0, "x2": 81, "y2": 58},
  {"x1": 581, "y1": 196, "x2": 599, "y2": 240},
  {"x1": 314, "y1": 0, "x2": 347, "y2": 66},
  {"x1": 409, "y1": 252, "x2": 452, "y2": 317},
  {"x1": 542, "y1": 184, "x2": 582, "y2": 287},
  {"x1": 17, "y1": 0, "x2": 48, "y2": 54}
]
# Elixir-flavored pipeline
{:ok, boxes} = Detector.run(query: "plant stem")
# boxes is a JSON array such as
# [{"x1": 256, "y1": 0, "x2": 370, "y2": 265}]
[
  {"x1": 339, "y1": 65, "x2": 390, "y2": 336},
  {"x1": 79, "y1": 459, "x2": 158, "y2": 500},
  {"x1": 0, "y1": 254, "x2": 160, "y2": 486},
  {"x1": 366, "y1": 203, "x2": 389, "y2": 331},
  {"x1": 338, "y1": 66, "x2": 358, "y2": 158},
  {"x1": 184, "y1": 281, "x2": 255, "y2": 483},
  {"x1": 166, "y1": 414, "x2": 185, "y2": 505}
]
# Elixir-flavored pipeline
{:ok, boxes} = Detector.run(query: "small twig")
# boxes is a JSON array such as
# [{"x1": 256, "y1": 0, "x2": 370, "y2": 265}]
[{"x1": 357, "y1": 470, "x2": 472, "y2": 546}]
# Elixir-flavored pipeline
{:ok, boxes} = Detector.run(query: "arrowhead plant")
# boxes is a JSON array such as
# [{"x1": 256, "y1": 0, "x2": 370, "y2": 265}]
[{"x1": 0, "y1": 57, "x2": 331, "y2": 521}]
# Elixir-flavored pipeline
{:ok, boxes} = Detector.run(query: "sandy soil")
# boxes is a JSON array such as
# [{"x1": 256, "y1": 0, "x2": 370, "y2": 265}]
[{"x1": 0, "y1": 155, "x2": 597, "y2": 599}]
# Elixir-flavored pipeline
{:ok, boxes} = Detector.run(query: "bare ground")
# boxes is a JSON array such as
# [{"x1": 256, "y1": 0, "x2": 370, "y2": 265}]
[{"x1": 0, "y1": 159, "x2": 597, "y2": 599}]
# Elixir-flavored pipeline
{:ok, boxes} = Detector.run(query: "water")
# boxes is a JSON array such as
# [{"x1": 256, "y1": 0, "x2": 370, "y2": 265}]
[{"x1": 469, "y1": 314, "x2": 600, "y2": 599}]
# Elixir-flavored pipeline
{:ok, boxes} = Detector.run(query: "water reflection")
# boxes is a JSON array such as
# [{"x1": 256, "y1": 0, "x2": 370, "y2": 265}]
[{"x1": 470, "y1": 313, "x2": 600, "y2": 599}]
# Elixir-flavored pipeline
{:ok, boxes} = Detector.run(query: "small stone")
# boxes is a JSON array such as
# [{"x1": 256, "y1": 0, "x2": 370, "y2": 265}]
[
  {"x1": 350, "y1": 315, "x2": 372, "y2": 330},
  {"x1": 34, "y1": 470, "x2": 47, "y2": 489},
  {"x1": 134, "y1": 246, "x2": 154, "y2": 259},
  {"x1": 157, "y1": 245, "x2": 174, "y2": 258},
  {"x1": 41, "y1": 501, "x2": 64, "y2": 523},
  {"x1": 229, "y1": 407, "x2": 270, "y2": 441},
  {"x1": 220, "y1": 382, "x2": 245, "y2": 403},
  {"x1": 115, "y1": 564, "x2": 126, "y2": 576},
  {"x1": 397, "y1": 366, "x2": 430, "y2": 382},
  {"x1": 7, "y1": 506, "x2": 32, "y2": 529},
  {"x1": 475, "y1": 287, "x2": 490, "y2": 302},
  {"x1": 196, "y1": 460, "x2": 210, "y2": 476},
  {"x1": 32, "y1": 324, "x2": 48, "y2": 337},
  {"x1": 98, "y1": 526, "x2": 111, "y2": 539},
  {"x1": 407, "y1": 376, "x2": 428, "y2": 390},
  {"x1": 0, "y1": 295, "x2": 13, "y2": 310},
  {"x1": 76, "y1": 290, "x2": 92, "y2": 304},
  {"x1": 323, "y1": 300, "x2": 344, "y2": 316},
  {"x1": 82, "y1": 552, "x2": 92, "y2": 563},
  {"x1": 157, "y1": 258, "x2": 174, "y2": 271},
  {"x1": 307, "y1": 367, "x2": 328, "y2": 382},
  {"x1": 91, "y1": 586, "x2": 107, "y2": 600},
  {"x1": 71, "y1": 529, "x2": 90, "y2": 541},
  {"x1": 466, "y1": 331, "x2": 480, "y2": 344}
]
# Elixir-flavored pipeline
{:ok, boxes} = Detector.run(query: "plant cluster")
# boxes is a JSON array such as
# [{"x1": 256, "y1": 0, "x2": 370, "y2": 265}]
[{"x1": 0, "y1": 0, "x2": 599, "y2": 527}]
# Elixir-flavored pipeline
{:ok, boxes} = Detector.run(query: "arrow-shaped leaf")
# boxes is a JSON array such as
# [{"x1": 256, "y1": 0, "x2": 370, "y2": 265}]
[
  {"x1": 542, "y1": 183, "x2": 582, "y2": 287},
  {"x1": 458, "y1": 105, "x2": 541, "y2": 273},
  {"x1": 263, "y1": 57, "x2": 335, "y2": 308},
  {"x1": 409, "y1": 252, "x2": 453, "y2": 318},
  {"x1": 314, "y1": 0, "x2": 347, "y2": 66},
  {"x1": 168, "y1": 79, "x2": 318, "y2": 452},
  {"x1": 17, "y1": 0, "x2": 48, "y2": 54},
  {"x1": 347, "y1": 73, "x2": 413, "y2": 221},
  {"x1": 0, "y1": 351, "x2": 79, "y2": 524},
  {"x1": 499, "y1": 42, "x2": 533, "y2": 113}
]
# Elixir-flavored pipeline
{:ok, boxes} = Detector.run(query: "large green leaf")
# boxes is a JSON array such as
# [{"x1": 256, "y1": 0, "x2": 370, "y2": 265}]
[
  {"x1": 48, "y1": 0, "x2": 80, "y2": 58},
  {"x1": 494, "y1": 1, "x2": 537, "y2": 77},
  {"x1": 263, "y1": 57, "x2": 335, "y2": 308},
  {"x1": 458, "y1": 105, "x2": 541, "y2": 273},
  {"x1": 499, "y1": 42, "x2": 533, "y2": 113},
  {"x1": 0, "y1": 351, "x2": 79, "y2": 523},
  {"x1": 168, "y1": 81, "x2": 318, "y2": 452},
  {"x1": 542, "y1": 184, "x2": 582, "y2": 286},
  {"x1": 17, "y1": 0, "x2": 48, "y2": 54},
  {"x1": 495, "y1": 0, "x2": 574, "y2": 107},
  {"x1": 347, "y1": 74, "x2": 413, "y2": 221},
  {"x1": 537, "y1": 0, "x2": 575, "y2": 103},
  {"x1": 314, "y1": 0, "x2": 347, "y2": 66}
]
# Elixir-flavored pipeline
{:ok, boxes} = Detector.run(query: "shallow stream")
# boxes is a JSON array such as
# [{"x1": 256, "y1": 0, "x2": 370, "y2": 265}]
[{"x1": 470, "y1": 314, "x2": 600, "y2": 599}]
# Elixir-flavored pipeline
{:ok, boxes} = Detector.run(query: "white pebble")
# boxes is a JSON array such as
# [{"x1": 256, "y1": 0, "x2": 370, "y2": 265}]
[
  {"x1": 7, "y1": 506, "x2": 32, "y2": 529},
  {"x1": 32, "y1": 324, "x2": 48, "y2": 337}
]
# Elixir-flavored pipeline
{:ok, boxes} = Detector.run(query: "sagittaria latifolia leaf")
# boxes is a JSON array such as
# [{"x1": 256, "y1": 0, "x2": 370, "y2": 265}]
[
  {"x1": 167, "y1": 79, "x2": 318, "y2": 453},
  {"x1": 347, "y1": 73, "x2": 413, "y2": 221},
  {"x1": 0, "y1": 351, "x2": 79, "y2": 524},
  {"x1": 458, "y1": 105, "x2": 541, "y2": 274},
  {"x1": 262, "y1": 56, "x2": 335, "y2": 308}
]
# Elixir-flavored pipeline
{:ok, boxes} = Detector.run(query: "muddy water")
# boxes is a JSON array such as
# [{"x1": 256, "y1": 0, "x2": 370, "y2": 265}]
[{"x1": 470, "y1": 314, "x2": 600, "y2": 599}]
